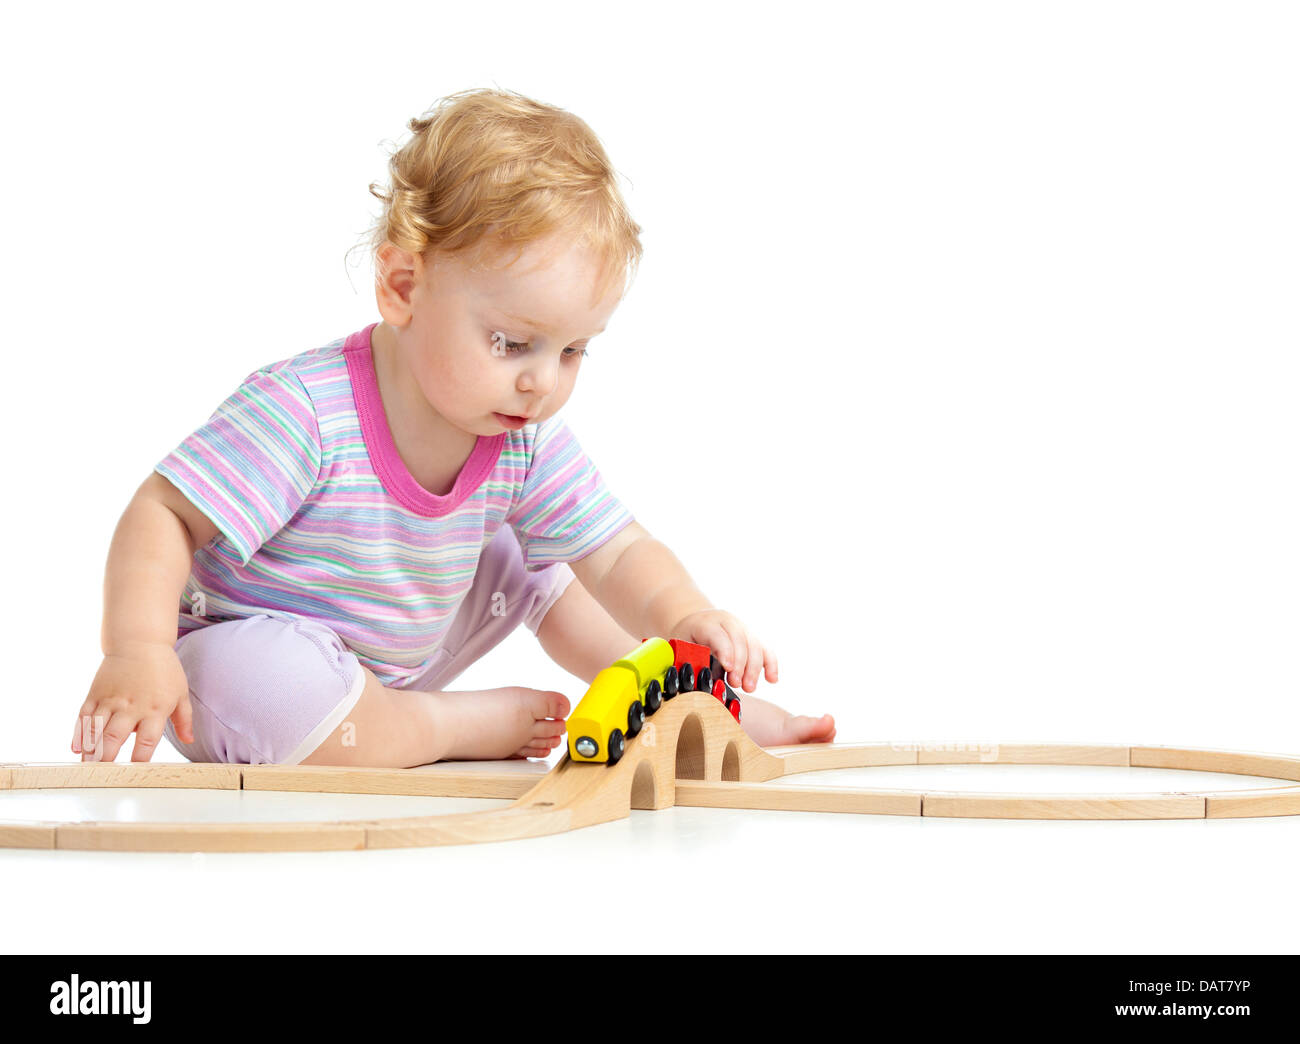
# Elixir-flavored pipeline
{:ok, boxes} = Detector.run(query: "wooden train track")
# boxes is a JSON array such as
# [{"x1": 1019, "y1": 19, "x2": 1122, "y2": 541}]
[{"x1": 3, "y1": 690, "x2": 1299, "y2": 851}]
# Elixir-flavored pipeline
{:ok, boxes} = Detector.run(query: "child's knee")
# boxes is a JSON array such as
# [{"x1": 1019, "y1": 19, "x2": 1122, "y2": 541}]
[
  {"x1": 420, "y1": 532, "x2": 575, "y2": 693},
  {"x1": 164, "y1": 614, "x2": 365, "y2": 765},
  {"x1": 461, "y1": 526, "x2": 577, "y2": 640}
]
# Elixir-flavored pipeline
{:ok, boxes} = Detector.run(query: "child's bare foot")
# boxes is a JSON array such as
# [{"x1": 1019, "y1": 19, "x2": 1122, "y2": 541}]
[
  {"x1": 736, "y1": 693, "x2": 837, "y2": 747},
  {"x1": 431, "y1": 687, "x2": 571, "y2": 761}
]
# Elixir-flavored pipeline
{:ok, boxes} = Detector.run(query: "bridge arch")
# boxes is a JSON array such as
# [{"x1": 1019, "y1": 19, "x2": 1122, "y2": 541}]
[{"x1": 674, "y1": 713, "x2": 706, "y2": 779}]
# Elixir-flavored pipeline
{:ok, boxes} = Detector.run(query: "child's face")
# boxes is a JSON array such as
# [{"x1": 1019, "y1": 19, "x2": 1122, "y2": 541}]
[{"x1": 382, "y1": 231, "x2": 623, "y2": 438}]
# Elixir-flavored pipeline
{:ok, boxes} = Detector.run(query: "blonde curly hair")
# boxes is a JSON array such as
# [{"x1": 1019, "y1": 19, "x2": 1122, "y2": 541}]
[{"x1": 362, "y1": 87, "x2": 642, "y2": 305}]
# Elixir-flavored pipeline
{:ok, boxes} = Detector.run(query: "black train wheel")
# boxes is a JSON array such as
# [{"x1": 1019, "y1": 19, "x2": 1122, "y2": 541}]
[
  {"x1": 663, "y1": 667, "x2": 679, "y2": 699},
  {"x1": 679, "y1": 663, "x2": 694, "y2": 692},
  {"x1": 607, "y1": 728, "x2": 625, "y2": 765},
  {"x1": 644, "y1": 680, "x2": 662, "y2": 714},
  {"x1": 696, "y1": 667, "x2": 712, "y2": 694},
  {"x1": 627, "y1": 700, "x2": 644, "y2": 737}
]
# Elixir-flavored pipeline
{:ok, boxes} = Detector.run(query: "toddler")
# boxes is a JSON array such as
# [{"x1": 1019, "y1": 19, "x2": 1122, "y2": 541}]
[{"x1": 73, "y1": 88, "x2": 837, "y2": 768}]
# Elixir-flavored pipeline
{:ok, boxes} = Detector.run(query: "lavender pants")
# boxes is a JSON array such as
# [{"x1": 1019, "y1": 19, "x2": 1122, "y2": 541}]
[{"x1": 161, "y1": 526, "x2": 576, "y2": 766}]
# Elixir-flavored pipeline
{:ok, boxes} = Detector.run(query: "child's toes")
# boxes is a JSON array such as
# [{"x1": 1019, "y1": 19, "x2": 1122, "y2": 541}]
[
  {"x1": 517, "y1": 731, "x2": 563, "y2": 758},
  {"x1": 792, "y1": 713, "x2": 836, "y2": 744},
  {"x1": 548, "y1": 691, "x2": 571, "y2": 719},
  {"x1": 533, "y1": 718, "x2": 566, "y2": 740},
  {"x1": 529, "y1": 689, "x2": 571, "y2": 722}
]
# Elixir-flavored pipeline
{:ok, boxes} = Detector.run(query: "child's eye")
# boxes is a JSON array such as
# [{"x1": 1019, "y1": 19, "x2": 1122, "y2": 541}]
[
  {"x1": 492, "y1": 330, "x2": 589, "y2": 360},
  {"x1": 490, "y1": 331, "x2": 529, "y2": 355}
]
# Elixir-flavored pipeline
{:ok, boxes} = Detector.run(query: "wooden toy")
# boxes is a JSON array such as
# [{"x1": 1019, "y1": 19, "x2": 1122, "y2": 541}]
[
  {"x1": 711, "y1": 679, "x2": 741, "y2": 722},
  {"x1": 612, "y1": 637, "x2": 674, "y2": 720},
  {"x1": 567, "y1": 637, "x2": 736, "y2": 763},
  {"x1": 566, "y1": 637, "x2": 675, "y2": 763},
  {"x1": 4, "y1": 691, "x2": 1300, "y2": 851},
  {"x1": 668, "y1": 638, "x2": 714, "y2": 696}
]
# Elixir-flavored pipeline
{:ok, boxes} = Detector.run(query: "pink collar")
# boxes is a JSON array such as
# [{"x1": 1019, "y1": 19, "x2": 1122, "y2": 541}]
[{"x1": 342, "y1": 322, "x2": 505, "y2": 517}]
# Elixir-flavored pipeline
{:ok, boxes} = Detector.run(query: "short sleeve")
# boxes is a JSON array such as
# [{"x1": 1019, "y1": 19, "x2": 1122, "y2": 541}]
[
  {"x1": 154, "y1": 365, "x2": 322, "y2": 566},
  {"x1": 507, "y1": 417, "x2": 635, "y2": 572}
]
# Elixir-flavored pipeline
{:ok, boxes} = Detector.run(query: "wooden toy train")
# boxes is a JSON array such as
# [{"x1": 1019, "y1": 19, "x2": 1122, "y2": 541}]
[{"x1": 566, "y1": 637, "x2": 742, "y2": 764}]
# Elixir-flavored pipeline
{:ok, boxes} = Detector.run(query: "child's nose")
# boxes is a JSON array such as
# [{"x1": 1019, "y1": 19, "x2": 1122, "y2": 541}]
[{"x1": 517, "y1": 356, "x2": 561, "y2": 397}]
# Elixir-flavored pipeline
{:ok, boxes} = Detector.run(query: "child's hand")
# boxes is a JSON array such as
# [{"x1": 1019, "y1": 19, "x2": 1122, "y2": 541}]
[
  {"x1": 73, "y1": 644, "x2": 194, "y2": 763},
  {"x1": 670, "y1": 610, "x2": 777, "y2": 694}
]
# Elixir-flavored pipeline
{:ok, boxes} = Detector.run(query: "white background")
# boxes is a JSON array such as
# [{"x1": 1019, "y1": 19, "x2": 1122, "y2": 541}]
[{"x1": 1, "y1": 0, "x2": 1296, "y2": 956}]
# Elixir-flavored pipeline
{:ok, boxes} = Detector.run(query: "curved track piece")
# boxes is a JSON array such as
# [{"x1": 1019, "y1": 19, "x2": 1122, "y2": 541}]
[{"x1": 4, "y1": 698, "x2": 1300, "y2": 850}]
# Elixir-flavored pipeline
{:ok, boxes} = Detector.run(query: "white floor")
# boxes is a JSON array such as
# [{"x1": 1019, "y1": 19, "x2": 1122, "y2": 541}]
[{"x1": 4, "y1": 759, "x2": 1296, "y2": 954}]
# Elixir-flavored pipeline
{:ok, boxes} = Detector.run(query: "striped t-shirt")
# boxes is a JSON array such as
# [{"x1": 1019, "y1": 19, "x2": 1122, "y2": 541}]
[{"x1": 155, "y1": 322, "x2": 635, "y2": 688}]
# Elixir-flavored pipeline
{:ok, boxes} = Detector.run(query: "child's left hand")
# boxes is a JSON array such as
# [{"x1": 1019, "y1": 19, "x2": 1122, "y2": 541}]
[{"x1": 670, "y1": 609, "x2": 777, "y2": 693}]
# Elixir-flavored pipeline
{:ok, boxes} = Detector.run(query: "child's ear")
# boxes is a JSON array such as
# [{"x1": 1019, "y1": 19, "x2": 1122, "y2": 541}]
[{"x1": 374, "y1": 242, "x2": 420, "y2": 327}]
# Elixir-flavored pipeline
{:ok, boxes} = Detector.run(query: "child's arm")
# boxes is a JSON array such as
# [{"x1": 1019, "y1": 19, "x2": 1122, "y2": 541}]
[
  {"x1": 102, "y1": 473, "x2": 219, "y2": 655},
  {"x1": 74, "y1": 473, "x2": 218, "y2": 762},
  {"x1": 569, "y1": 521, "x2": 778, "y2": 694}
]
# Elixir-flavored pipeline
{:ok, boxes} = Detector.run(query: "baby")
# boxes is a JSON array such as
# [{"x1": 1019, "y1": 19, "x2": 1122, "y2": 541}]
[{"x1": 72, "y1": 87, "x2": 837, "y2": 768}]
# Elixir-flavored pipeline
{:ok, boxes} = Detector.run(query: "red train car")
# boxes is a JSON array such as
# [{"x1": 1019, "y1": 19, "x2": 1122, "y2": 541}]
[{"x1": 662, "y1": 638, "x2": 741, "y2": 722}]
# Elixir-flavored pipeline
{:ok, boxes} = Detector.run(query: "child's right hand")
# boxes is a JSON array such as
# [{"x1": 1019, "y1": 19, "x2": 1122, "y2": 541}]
[{"x1": 73, "y1": 644, "x2": 193, "y2": 763}]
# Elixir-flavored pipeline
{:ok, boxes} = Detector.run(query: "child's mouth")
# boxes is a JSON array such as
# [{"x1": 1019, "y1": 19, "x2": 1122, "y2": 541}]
[{"x1": 493, "y1": 413, "x2": 529, "y2": 430}]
